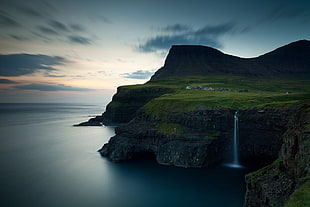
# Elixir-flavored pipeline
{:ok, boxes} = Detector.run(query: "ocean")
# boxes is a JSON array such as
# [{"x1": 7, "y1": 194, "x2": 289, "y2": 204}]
[{"x1": 0, "y1": 103, "x2": 252, "y2": 207}]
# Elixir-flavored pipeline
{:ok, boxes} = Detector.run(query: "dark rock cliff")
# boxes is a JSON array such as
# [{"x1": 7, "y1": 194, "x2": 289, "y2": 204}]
[
  {"x1": 238, "y1": 108, "x2": 292, "y2": 165},
  {"x1": 75, "y1": 86, "x2": 171, "y2": 126},
  {"x1": 244, "y1": 102, "x2": 310, "y2": 207},
  {"x1": 99, "y1": 109, "x2": 233, "y2": 168},
  {"x1": 99, "y1": 107, "x2": 291, "y2": 168}
]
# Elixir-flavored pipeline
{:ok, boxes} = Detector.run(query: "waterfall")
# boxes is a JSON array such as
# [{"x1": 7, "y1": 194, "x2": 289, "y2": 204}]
[
  {"x1": 233, "y1": 111, "x2": 239, "y2": 165},
  {"x1": 224, "y1": 111, "x2": 243, "y2": 168}
]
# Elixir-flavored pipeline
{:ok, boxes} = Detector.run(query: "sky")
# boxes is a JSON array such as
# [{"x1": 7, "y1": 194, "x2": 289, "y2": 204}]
[{"x1": 0, "y1": 0, "x2": 309, "y2": 103}]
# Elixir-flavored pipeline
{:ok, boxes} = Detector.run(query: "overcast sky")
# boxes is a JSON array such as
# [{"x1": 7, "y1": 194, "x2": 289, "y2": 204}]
[{"x1": 0, "y1": 0, "x2": 309, "y2": 103}]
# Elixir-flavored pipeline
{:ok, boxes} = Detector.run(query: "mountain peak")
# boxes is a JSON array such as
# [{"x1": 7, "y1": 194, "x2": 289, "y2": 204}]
[{"x1": 150, "y1": 40, "x2": 310, "y2": 81}]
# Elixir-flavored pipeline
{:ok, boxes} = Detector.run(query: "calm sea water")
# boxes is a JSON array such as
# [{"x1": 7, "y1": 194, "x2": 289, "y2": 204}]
[{"x1": 0, "y1": 103, "x2": 252, "y2": 207}]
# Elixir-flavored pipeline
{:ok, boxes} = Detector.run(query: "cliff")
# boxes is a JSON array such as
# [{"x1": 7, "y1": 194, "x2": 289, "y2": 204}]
[
  {"x1": 99, "y1": 106, "x2": 292, "y2": 168},
  {"x1": 244, "y1": 102, "x2": 310, "y2": 207},
  {"x1": 75, "y1": 86, "x2": 172, "y2": 126}
]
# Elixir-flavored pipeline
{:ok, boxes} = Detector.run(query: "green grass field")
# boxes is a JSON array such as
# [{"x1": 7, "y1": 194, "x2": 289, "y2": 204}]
[{"x1": 122, "y1": 75, "x2": 310, "y2": 116}]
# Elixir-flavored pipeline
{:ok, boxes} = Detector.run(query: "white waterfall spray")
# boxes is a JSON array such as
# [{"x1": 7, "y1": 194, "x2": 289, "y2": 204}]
[
  {"x1": 224, "y1": 110, "x2": 243, "y2": 168},
  {"x1": 233, "y1": 111, "x2": 239, "y2": 165}
]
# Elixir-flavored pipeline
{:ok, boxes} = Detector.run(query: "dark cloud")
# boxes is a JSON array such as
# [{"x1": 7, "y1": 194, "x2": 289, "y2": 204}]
[
  {"x1": 194, "y1": 23, "x2": 235, "y2": 37},
  {"x1": 0, "y1": 53, "x2": 67, "y2": 76},
  {"x1": 48, "y1": 20, "x2": 69, "y2": 32},
  {"x1": 68, "y1": 35, "x2": 92, "y2": 45},
  {"x1": 17, "y1": 6, "x2": 43, "y2": 18},
  {"x1": 138, "y1": 22, "x2": 238, "y2": 53},
  {"x1": 70, "y1": 24, "x2": 85, "y2": 32},
  {"x1": 0, "y1": 12, "x2": 21, "y2": 27},
  {"x1": 0, "y1": 79, "x2": 17, "y2": 84},
  {"x1": 257, "y1": 6, "x2": 309, "y2": 26},
  {"x1": 122, "y1": 70, "x2": 154, "y2": 79},
  {"x1": 32, "y1": 32, "x2": 53, "y2": 42},
  {"x1": 9, "y1": 34, "x2": 28, "y2": 41},
  {"x1": 44, "y1": 74, "x2": 67, "y2": 78},
  {"x1": 37, "y1": 26, "x2": 59, "y2": 35},
  {"x1": 13, "y1": 83, "x2": 94, "y2": 91},
  {"x1": 161, "y1": 24, "x2": 191, "y2": 32},
  {"x1": 265, "y1": 7, "x2": 305, "y2": 22}
]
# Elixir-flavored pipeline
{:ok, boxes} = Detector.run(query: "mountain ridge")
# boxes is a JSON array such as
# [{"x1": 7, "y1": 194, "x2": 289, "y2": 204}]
[{"x1": 150, "y1": 40, "x2": 310, "y2": 81}]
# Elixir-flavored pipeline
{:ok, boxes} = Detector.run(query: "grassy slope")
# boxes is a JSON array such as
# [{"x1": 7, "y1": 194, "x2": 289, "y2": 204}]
[
  {"x1": 122, "y1": 74, "x2": 309, "y2": 139},
  {"x1": 132, "y1": 75, "x2": 310, "y2": 118}
]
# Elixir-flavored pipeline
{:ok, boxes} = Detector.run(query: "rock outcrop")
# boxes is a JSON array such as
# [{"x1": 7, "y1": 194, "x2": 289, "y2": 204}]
[
  {"x1": 99, "y1": 109, "x2": 231, "y2": 168},
  {"x1": 244, "y1": 102, "x2": 310, "y2": 207},
  {"x1": 75, "y1": 86, "x2": 172, "y2": 126},
  {"x1": 99, "y1": 106, "x2": 292, "y2": 168},
  {"x1": 238, "y1": 108, "x2": 292, "y2": 165}
]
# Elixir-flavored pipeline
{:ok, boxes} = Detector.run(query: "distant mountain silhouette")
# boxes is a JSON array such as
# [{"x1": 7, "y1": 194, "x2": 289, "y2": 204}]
[{"x1": 150, "y1": 40, "x2": 310, "y2": 80}]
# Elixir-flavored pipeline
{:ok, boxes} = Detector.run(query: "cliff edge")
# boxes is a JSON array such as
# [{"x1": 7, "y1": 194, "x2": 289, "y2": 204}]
[{"x1": 244, "y1": 102, "x2": 310, "y2": 207}]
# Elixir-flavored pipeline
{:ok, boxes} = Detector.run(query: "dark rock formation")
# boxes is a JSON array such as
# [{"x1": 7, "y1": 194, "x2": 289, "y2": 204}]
[
  {"x1": 74, "y1": 115, "x2": 104, "y2": 126},
  {"x1": 238, "y1": 108, "x2": 292, "y2": 165},
  {"x1": 151, "y1": 40, "x2": 310, "y2": 81},
  {"x1": 244, "y1": 102, "x2": 310, "y2": 207},
  {"x1": 99, "y1": 111, "x2": 228, "y2": 168},
  {"x1": 99, "y1": 107, "x2": 291, "y2": 168},
  {"x1": 75, "y1": 86, "x2": 172, "y2": 126}
]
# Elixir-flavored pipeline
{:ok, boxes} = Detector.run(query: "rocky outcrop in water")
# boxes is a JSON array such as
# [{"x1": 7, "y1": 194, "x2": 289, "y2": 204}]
[
  {"x1": 99, "y1": 109, "x2": 230, "y2": 168},
  {"x1": 244, "y1": 102, "x2": 310, "y2": 207}
]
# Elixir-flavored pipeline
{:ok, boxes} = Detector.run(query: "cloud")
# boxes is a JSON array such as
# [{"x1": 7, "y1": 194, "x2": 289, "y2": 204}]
[
  {"x1": 48, "y1": 20, "x2": 69, "y2": 32},
  {"x1": 122, "y1": 70, "x2": 154, "y2": 79},
  {"x1": 37, "y1": 25, "x2": 59, "y2": 35},
  {"x1": 160, "y1": 24, "x2": 191, "y2": 32},
  {"x1": 194, "y1": 23, "x2": 235, "y2": 37},
  {"x1": 17, "y1": 6, "x2": 43, "y2": 18},
  {"x1": 13, "y1": 83, "x2": 94, "y2": 91},
  {"x1": 138, "y1": 22, "x2": 238, "y2": 53},
  {"x1": 70, "y1": 24, "x2": 85, "y2": 32},
  {"x1": 256, "y1": 6, "x2": 309, "y2": 27},
  {"x1": 9, "y1": 34, "x2": 28, "y2": 41},
  {"x1": 0, "y1": 53, "x2": 67, "y2": 76},
  {"x1": 0, "y1": 79, "x2": 17, "y2": 84},
  {"x1": 68, "y1": 35, "x2": 92, "y2": 45},
  {"x1": 264, "y1": 7, "x2": 305, "y2": 22},
  {"x1": 0, "y1": 12, "x2": 21, "y2": 27}
]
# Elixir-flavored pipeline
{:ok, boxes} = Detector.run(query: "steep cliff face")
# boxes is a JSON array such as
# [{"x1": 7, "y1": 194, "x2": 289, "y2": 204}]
[
  {"x1": 101, "y1": 86, "x2": 171, "y2": 124},
  {"x1": 75, "y1": 86, "x2": 172, "y2": 126},
  {"x1": 244, "y1": 102, "x2": 310, "y2": 207},
  {"x1": 99, "y1": 109, "x2": 232, "y2": 168},
  {"x1": 238, "y1": 108, "x2": 291, "y2": 164},
  {"x1": 99, "y1": 106, "x2": 291, "y2": 168}
]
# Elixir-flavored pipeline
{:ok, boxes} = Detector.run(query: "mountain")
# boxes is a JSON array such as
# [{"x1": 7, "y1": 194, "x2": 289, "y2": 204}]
[{"x1": 150, "y1": 40, "x2": 310, "y2": 80}]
